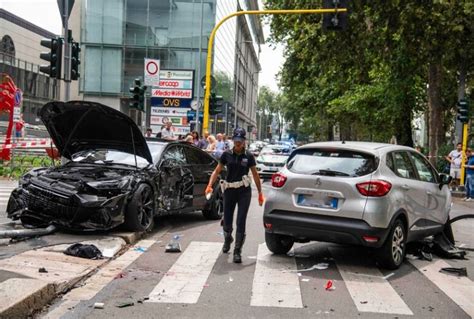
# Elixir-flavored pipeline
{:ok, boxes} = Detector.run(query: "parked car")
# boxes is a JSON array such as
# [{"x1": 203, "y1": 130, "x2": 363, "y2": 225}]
[
  {"x1": 248, "y1": 141, "x2": 267, "y2": 157},
  {"x1": 7, "y1": 101, "x2": 224, "y2": 232},
  {"x1": 256, "y1": 145, "x2": 291, "y2": 179},
  {"x1": 263, "y1": 141, "x2": 452, "y2": 269}
]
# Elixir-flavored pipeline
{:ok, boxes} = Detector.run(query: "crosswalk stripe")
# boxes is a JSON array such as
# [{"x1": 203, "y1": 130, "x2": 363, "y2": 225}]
[
  {"x1": 250, "y1": 243, "x2": 303, "y2": 308},
  {"x1": 409, "y1": 258, "x2": 474, "y2": 317},
  {"x1": 330, "y1": 248, "x2": 413, "y2": 315},
  {"x1": 147, "y1": 241, "x2": 222, "y2": 304}
]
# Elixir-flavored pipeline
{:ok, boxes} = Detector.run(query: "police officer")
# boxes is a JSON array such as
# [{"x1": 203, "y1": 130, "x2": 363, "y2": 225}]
[{"x1": 206, "y1": 128, "x2": 264, "y2": 263}]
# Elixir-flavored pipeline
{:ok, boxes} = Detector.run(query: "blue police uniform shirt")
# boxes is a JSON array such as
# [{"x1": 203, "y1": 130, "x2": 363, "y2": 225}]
[{"x1": 220, "y1": 149, "x2": 256, "y2": 182}]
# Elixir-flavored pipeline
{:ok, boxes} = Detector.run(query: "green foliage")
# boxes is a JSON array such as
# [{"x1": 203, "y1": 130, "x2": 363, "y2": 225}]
[
  {"x1": 263, "y1": 0, "x2": 474, "y2": 150},
  {"x1": 213, "y1": 71, "x2": 233, "y2": 102},
  {"x1": 1, "y1": 155, "x2": 55, "y2": 179}
]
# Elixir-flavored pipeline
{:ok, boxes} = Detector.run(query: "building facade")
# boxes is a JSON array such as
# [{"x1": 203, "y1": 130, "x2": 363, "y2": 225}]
[
  {"x1": 0, "y1": 9, "x2": 60, "y2": 132},
  {"x1": 69, "y1": 0, "x2": 263, "y2": 136}
]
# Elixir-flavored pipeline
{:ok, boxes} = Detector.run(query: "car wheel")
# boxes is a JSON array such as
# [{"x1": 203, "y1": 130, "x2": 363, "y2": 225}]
[
  {"x1": 377, "y1": 219, "x2": 407, "y2": 269},
  {"x1": 202, "y1": 190, "x2": 223, "y2": 220},
  {"x1": 265, "y1": 232, "x2": 294, "y2": 254},
  {"x1": 124, "y1": 184, "x2": 155, "y2": 232}
]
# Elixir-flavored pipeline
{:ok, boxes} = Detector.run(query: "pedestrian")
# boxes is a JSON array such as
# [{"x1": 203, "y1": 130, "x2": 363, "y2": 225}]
[
  {"x1": 161, "y1": 121, "x2": 176, "y2": 141},
  {"x1": 205, "y1": 128, "x2": 264, "y2": 263},
  {"x1": 145, "y1": 128, "x2": 153, "y2": 137},
  {"x1": 191, "y1": 131, "x2": 202, "y2": 148},
  {"x1": 184, "y1": 134, "x2": 194, "y2": 144},
  {"x1": 464, "y1": 148, "x2": 474, "y2": 201},
  {"x1": 199, "y1": 131, "x2": 210, "y2": 149},
  {"x1": 214, "y1": 133, "x2": 226, "y2": 159},
  {"x1": 14, "y1": 114, "x2": 24, "y2": 141},
  {"x1": 445, "y1": 143, "x2": 463, "y2": 190},
  {"x1": 207, "y1": 135, "x2": 217, "y2": 153}
]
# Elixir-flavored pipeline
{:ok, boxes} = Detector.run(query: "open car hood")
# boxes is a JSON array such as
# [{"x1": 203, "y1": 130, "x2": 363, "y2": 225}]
[{"x1": 40, "y1": 101, "x2": 153, "y2": 163}]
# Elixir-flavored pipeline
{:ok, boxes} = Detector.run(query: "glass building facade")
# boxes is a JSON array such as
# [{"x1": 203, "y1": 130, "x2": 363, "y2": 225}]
[{"x1": 79, "y1": 0, "x2": 262, "y2": 134}]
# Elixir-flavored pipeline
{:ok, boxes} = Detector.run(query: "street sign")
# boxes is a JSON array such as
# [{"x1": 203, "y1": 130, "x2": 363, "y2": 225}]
[
  {"x1": 14, "y1": 89, "x2": 22, "y2": 106},
  {"x1": 151, "y1": 107, "x2": 189, "y2": 116},
  {"x1": 187, "y1": 110, "x2": 203, "y2": 121},
  {"x1": 200, "y1": 75, "x2": 216, "y2": 88},
  {"x1": 144, "y1": 58, "x2": 160, "y2": 86},
  {"x1": 57, "y1": 0, "x2": 75, "y2": 28}
]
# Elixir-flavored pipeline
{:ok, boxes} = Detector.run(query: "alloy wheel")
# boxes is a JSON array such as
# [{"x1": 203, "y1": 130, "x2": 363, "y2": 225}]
[{"x1": 391, "y1": 225, "x2": 405, "y2": 265}]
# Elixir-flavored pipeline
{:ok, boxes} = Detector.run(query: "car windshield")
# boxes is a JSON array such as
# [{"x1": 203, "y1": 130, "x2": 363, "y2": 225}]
[
  {"x1": 147, "y1": 142, "x2": 166, "y2": 164},
  {"x1": 287, "y1": 148, "x2": 377, "y2": 177},
  {"x1": 261, "y1": 146, "x2": 290, "y2": 155},
  {"x1": 71, "y1": 149, "x2": 151, "y2": 168}
]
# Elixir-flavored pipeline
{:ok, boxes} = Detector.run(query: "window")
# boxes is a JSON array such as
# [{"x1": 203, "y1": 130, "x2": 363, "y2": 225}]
[
  {"x1": 287, "y1": 148, "x2": 377, "y2": 177},
  {"x1": 85, "y1": 0, "x2": 123, "y2": 44},
  {"x1": 184, "y1": 146, "x2": 215, "y2": 165},
  {"x1": 84, "y1": 47, "x2": 122, "y2": 93},
  {"x1": 408, "y1": 152, "x2": 438, "y2": 183},
  {"x1": 162, "y1": 146, "x2": 186, "y2": 166},
  {"x1": 391, "y1": 152, "x2": 417, "y2": 179}
]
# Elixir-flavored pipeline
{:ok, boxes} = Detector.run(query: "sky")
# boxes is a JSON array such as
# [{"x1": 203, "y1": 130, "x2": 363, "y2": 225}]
[{"x1": 1, "y1": 0, "x2": 284, "y2": 92}]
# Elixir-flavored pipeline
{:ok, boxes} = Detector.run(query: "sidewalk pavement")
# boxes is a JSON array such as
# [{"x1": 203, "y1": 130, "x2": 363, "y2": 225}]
[{"x1": 0, "y1": 233, "x2": 144, "y2": 318}]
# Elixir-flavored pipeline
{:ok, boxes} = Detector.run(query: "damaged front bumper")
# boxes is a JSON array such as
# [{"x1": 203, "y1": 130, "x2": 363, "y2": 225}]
[{"x1": 7, "y1": 185, "x2": 128, "y2": 231}]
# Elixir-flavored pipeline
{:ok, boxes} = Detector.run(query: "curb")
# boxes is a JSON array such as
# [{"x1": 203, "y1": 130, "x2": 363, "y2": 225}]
[{"x1": 0, "y1": 231, "x2": 143, "y2": 318}]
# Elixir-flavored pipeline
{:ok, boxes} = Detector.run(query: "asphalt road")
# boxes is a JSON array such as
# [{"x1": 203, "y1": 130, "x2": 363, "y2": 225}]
[{"x1": 35, "y1": 181, "x2": 473, "y2": 319}]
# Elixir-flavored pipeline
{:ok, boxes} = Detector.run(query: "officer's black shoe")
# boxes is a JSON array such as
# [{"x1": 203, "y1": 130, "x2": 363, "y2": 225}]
[
  {"x1": 233, "y1": 233, "x2": 246, "y2": 263},
  {"x1": 222, "y1": 230, "x2": 233, "y2": 253}
]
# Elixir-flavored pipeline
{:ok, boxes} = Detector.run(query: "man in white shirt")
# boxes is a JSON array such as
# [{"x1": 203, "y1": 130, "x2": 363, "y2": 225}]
[
  {"x1": 446, "y1": 142, "x2": 463, "y2": 188},
  {"x1": 161, "y1": 121, "x2": 176, "y2": 140}
]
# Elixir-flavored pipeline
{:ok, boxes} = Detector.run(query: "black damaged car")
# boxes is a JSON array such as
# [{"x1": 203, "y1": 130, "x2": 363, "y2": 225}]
[{"x1": 7, "y1": 101, "x2": 224, "y2": 232}]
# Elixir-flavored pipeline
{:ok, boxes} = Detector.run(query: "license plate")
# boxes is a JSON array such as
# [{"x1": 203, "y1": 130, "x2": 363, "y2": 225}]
[
  {"x1": 267, "y1": 167, "x2": 278, "y2": 172},
  {"x1": 297, "y1": 194, "x2": 338, "y2": 209}
]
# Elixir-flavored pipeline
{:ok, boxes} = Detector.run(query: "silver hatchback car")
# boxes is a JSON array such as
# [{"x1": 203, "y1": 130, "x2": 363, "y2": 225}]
[{"x1": 263, "y1": 142, "x2": 452, "y2": 269}]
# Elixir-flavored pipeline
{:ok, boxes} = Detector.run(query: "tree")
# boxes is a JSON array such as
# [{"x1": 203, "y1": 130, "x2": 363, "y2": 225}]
[{"x1": 264, "y1": 0, "x2": 474, "y2": 161}]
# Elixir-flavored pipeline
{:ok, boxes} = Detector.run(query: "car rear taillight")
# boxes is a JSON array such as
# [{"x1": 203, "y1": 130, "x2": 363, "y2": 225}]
[
  {"x1": 356, "y1": 180, "x2": 392, "y2": 197},
  {"x1": 271, "y1": 173, "x2": 287, "y2": 188},
  {"x1": 362, "y1": 235, "x2": 379, "y2": 243}
]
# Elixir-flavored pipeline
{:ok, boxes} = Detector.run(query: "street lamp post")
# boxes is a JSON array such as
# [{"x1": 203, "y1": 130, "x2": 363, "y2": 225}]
[{"x1": 201, "y1": 8, "x2": 347, "y2": 136}]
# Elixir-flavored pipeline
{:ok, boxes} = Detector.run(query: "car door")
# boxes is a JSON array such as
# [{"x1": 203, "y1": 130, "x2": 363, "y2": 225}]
[
  {"x1": 159, "y1": 145, "x2": 194, "y2": 211},
  {"x1": 389, "y1": 151, "x2": 427, "y2": 229},
  {"x1": 407, "y1": 151, "x2": 449, "y2": 228},
  {"x1": 183, "y1": 145, "x2": 216, "y2": 209}
]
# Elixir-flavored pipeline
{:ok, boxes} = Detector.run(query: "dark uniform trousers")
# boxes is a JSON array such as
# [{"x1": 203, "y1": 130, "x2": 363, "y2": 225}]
[{"x1": 223, "y1": 186, "x2": 252, "y2": 234}]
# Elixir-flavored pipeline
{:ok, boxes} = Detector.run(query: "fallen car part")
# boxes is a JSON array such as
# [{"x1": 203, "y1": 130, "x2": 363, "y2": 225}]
[
  {"x1": 0, "y1": 224, "x2": 57, "y2": 239},
  {"x1": 165, "y1": 241, "x2": 181, "y2": 253},
  {"x1": 439, "y1": 267, "x2": 468, "y2": 277},
  {"x1": 64, "y1": 243, "x2": 103, "y2": 259}
]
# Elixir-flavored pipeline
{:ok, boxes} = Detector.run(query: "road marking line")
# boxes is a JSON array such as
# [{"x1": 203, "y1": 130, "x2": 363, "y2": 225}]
[
  {"x1": 409, "y1": 259, "x2": 474, "y2": 317},
  {"x1": 330, "y1": 248, "x2": 413, "y2": 315},
  {"x1": 250, "y1": 243, "x2": 303, "y2": 308},
  {"x1": 147, "y1": 241, "x2": 222, "y2": 304},
  {"x1": 43, "y1": 227, "x2": 171, "y2": 319}
]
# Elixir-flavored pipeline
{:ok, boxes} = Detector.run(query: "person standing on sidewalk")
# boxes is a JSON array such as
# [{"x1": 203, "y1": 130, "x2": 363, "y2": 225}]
[
  {"x1": 205, "y1": 128, "x2": 264, "y2": 263},
  {"x1": 445, "y1": 143, "x2": 463, "y2": 190},
  {"x1": 464, "y1": 148, "x2": 474, "y2": 201}
]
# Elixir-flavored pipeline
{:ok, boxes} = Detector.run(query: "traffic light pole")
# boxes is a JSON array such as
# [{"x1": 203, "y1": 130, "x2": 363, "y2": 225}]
[
  {"x1": 460, "y1": 123, "x2": 469, "y2": 185},
  {"x1": 62, "y1": 0, "x2": 71, "y2": 101},
  {"x1": 201, "y1": 8, "x2": 347, "y2": 136}
]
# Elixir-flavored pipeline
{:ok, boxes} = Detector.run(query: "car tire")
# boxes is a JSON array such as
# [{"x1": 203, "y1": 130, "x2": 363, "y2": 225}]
[
  {"x1": 265, "y1": 232, "x2": 294, "y2": 254},
  {"x1": 202, "y1": 190, "x2": 223, "y2": 220},
  {"x1": 377, "y1": 219, "x2": 407, "y2": 269},
  {"x1": 124, "y1": 183, "x2": 155, "y2": 232}
]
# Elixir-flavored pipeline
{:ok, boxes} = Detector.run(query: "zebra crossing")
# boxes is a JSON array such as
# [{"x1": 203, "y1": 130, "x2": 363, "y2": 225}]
[{"x1": 139, "y1": 240, "x2": 474, "y2": 317}]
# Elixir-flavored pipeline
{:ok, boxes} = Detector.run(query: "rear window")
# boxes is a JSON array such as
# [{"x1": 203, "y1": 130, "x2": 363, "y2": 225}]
[{"x1": 287, "y1": 148, "x2": 377, "y2": 177}]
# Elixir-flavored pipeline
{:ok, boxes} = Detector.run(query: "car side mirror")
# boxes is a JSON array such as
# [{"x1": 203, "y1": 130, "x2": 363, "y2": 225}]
[{"x1": 439, "y1": 173, "x2": 452, "y2": 190}]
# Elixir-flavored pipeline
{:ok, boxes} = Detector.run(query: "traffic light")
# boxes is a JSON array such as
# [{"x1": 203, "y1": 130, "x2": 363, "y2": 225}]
[
  {"x1": 129, "y1": 78, "x2": 147, "y2": 111},
  {"x1": 457, "y1": 99, "x2": 470, "y2": 124},
  {"x1": 71, "y1": 41, "x2": 81, "y2": 81},
  {"x1": 322, "y1": 0, "x2": 348, "y2": 31},
  {"x1": 39, "y1": 37, "x2": 63, "y2": 79},
  {"x1": 209, "y1": 93, "x2": 224, "y2": 115}
]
